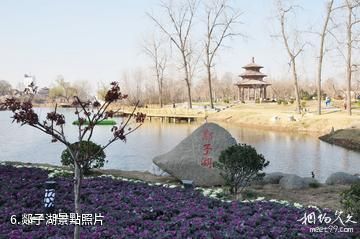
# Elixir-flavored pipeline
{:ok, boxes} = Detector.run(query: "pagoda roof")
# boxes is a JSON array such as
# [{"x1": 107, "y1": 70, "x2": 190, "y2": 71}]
[
  {"x1": 239, "y1": 70, "x2": 267, "y2": 78},
  {"x1": 242, "y1": 57, "x2": 264, "y2": 69},
  {"x1": 242, "y1": 63, "x2": 264, "y2": 69},
  {"x1": 235, "y1": 79, "x2": 271, "y2": 86}
]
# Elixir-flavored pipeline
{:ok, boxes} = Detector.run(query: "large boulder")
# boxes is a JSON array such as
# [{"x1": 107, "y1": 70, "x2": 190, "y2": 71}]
[
  {"x1": 325, "y1": 172, "x2": 360, "y2": 185},
  {"x1": 302, "y1": 177, "x2": 320, "y2": 186},
  {"x1": 279, "y1": 174, "x2": 307, "y2": 189},
  {"x1": 262, "y1": 172, "x2": 289, "y2": 184},
  {"x1": 152, "y1": 123, "x2": 237, "y2": 186}
]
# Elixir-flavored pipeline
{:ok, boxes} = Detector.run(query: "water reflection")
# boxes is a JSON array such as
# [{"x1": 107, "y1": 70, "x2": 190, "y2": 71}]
[
  {"x1": 0, "y1": 108, "x2": 359, "y2": 182},
  {"x1": 218, "y1": 122, "x2": 360, "y2": 182}
]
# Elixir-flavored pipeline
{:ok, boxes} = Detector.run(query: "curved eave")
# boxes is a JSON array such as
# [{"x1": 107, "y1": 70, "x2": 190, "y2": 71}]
[
  {"x1": 239, "y1": 74, "x2": 267, "y2": 78},
  {"x1": 242, "y1": 63, "x2": 264, "y2": 68},
  {"x1": 235, "y1": 79, "x2": 271, "y2": 86}
]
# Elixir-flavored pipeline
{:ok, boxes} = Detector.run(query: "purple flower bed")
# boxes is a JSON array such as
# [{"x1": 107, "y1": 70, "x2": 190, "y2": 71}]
[{"x1": 0, "y1": 165, "x2": 358, "y2": 239}]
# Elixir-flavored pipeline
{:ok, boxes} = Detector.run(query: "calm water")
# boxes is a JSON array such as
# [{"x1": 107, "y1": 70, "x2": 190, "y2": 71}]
[{"x1": 0, "y1": 108, "x2": 359, "y2": 182}]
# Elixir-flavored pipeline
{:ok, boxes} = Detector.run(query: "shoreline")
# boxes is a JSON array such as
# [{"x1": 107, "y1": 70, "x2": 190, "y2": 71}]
[
  {"x1": 210, "y1": 119, "x2": 324, "y2": 136},
  {"x1": 17, "y1": 103, "x2": 360, "y2": 133},
  {"x1": 1, "y1": 161, "x2": 178, "y2": 184},
  {"x1": 4, "y1": 102, "x2": 360, "y2": 151},
  {"x1": 319, "y1": 128, "x2": 360, "y2": 152}
]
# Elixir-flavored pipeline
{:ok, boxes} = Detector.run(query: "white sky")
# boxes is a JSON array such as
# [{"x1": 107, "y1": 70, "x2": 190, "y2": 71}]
[{"x1": 0, "y1": 0, "x2": 355, "y2": 91}]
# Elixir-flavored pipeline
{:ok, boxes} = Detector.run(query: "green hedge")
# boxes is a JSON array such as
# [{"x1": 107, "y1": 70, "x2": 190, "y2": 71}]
[{"x1": 72, "y1": 119, "x2": 117, "y2": 125}]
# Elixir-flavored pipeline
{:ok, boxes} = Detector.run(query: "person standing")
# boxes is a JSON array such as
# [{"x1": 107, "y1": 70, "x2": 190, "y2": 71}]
[{"x1": 325, "y1": 96, "x2": 331, "y2": 107}]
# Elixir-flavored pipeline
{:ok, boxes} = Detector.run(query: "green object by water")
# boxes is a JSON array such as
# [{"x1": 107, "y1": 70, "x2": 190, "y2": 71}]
[{"x1": 72, "y1": 119, "x2": 117, "y2": 125}]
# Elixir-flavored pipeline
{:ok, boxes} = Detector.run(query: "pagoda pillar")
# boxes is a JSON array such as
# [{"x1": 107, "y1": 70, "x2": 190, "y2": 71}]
[
  {"x1": 237, "y1": 86, "x2": 241, "y2": 101},
  {"x1": 264, "y1": 87, "x2": 267, "y2": 99}
]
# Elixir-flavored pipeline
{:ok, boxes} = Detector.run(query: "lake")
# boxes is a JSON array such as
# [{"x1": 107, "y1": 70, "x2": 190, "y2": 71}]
[{"x1": 0, "y1": 108, "x2": 359, "y2": 182}]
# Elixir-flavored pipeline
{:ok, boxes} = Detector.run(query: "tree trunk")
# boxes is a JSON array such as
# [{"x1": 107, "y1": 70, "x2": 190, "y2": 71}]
[
  {"x1": 158, "y1": 83, "x2": 163, "y2": 108},
  {"x1": 185, "y1": 78, "x2": 192, "y2": 109},
  {"x1": 73, "y1": 162, "x2": 81, "y2": 239},
  {"x1": 279, "y1": 10, "x2": 302, "y2": 114},
  {"x1": 291, "y1": 58, "x2": 301, "y2": 114},
  {"x1": 207, "y1": 66, "x2": 214, "y2": 109},
  {"x1": 159, "y1": 92, "x2": 163, "y2": 108},
  {"x1": 317, "y1": 0, "x2": 333, "y2": 115},
  {"x1": 317, "y1": 60, "x2": 322, "y2": 115},
  {"x1": 182, "y1": 51, "x2": 192, "y2": 109},
  {"x1": 346, "y1": 7, "x2": 352, "y2": 116}
]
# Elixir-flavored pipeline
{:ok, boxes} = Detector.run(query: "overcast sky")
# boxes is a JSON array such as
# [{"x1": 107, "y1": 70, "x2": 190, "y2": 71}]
[{"x1": 0, "y1": 0, "x2": 351, "y2": 90}]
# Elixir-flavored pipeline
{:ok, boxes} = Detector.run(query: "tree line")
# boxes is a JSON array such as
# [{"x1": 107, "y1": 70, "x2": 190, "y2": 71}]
[
  {"x1": 1, "y1": 0, "x2": 359, "y2": 115},
  {"x1": 144, "y1": 0, "x2": 360, "y2": 115}
]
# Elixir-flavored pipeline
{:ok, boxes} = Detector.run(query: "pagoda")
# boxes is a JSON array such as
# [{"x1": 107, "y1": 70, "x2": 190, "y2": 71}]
[{"x1": 235, "y1": 57, "x2": 271, "y2": 102}]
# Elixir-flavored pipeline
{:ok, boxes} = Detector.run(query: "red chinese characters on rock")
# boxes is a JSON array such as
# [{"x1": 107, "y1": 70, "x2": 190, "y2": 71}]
[{"x1": 201, "y1": 128, "x2": 214, "y2": 168}]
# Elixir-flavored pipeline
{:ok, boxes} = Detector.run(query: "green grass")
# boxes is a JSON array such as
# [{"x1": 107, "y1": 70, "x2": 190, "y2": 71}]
[{"x1": 72, "y1": 119, "x2": 117, "y2": 125}]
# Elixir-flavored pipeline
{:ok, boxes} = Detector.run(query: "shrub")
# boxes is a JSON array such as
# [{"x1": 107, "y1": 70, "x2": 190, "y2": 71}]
[
  {"x1": 282, "y1": 100, "x2": 288, "y2": 105},
  {"x1": 223, "y1": 99, "x2": 230, "y2": 104},
  {"x1": 309, "y1": 182, "x2": 321, "y2": 188},
  {"x1": 289, "y1": 99, "x2": 294, "y2": 104},
  {"x1": 242, "y1": 189, "x2": 259, "y2": 199},
  {"x1": 301, "y1": 101, "x2": 307, "y2": 109},
  {"x1": 340, "y1": 182, "x2": 360, "y2": 221},
  {"x1": 214, "y1": 144, "x2": 269, "y2": 195},
  {"x1": 255, "y1": 98, "x2": 260, "y2": 104},
  {"x1": 61, "y1": 141, "x2": 107, "y2": 175},
  {"x1": 300, "y1": 89, "x2": 313, "y2": 100},
  {"x1": 277, "y1": 99, "x2": 283, "y2": 105}
]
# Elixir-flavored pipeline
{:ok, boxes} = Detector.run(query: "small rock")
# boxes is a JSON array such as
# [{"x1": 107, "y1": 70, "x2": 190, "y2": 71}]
[
  {"x1": 288, "y1": 115, "x2": 296, "y2": 121},
  {"x1": 271, "y1": 116, "x2": 280, "y2": 122},
  {"x1": 325, "y1": 172, "x2": 360, "y2": 185}
]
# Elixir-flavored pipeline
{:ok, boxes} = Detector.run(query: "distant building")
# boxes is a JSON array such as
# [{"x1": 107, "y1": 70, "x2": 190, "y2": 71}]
[
  {"x1": 37, "y1": 87, "x2": 49, "y2": 98},
  {"x1": 235, "y1": 57, "x2": 271, "y2": 102},
  {"x1": 32, "y1": 87, "x2": 50, "y2": 104}
]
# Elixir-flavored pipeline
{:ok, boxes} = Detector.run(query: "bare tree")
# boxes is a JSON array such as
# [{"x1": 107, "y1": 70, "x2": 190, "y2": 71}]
[
  {"x1": 144, "y1": 36, "x2": 168, "y2": 107},
  {"x1": 147, "y1": 0, "x2": 198, "y2": 108},
  {"x1": 2, "y1": 82, "x2": 145, "y2": 239},
  {"x1": 275, "y1": 1, "x2": 307, "y2": 114},
  {"x1": 353, "y1": 67, "x2": 360, "y2": 98},
  {"x1": 270, "y1": 77, "x2": 297, "y2": 100},
  {"x1": 73, "y1": 80, "x2": 92, "y2": 101},
  {"x1": 316, "y1": 0, "x2": 335, "y2": 115},
  {"x1": 119, "y1": 69, "x2": 145, "y2": 106},
  {"x1": 203, "y1": 0, "x2": 241, "y2": 108},
  {"x1": 323, "y1": 78, "x2": 340, "y2": 98},
  {"x1": 344, "y1": 0, "x2": 360, "y2": 115},
  {"x1": 96, "y1": 82, "x2": 108, "y2": 101},
  {"x1": 0, "y1": 80, "x2": 12, "y2": 96},
  {"x1": 55, "y1": 75, "x2": 77, "y2": 102}
]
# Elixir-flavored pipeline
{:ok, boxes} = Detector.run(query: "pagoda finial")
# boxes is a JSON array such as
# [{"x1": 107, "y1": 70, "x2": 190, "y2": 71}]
[{"x1": 252, "y1": 57, "x2": 255, "y2": 63}]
